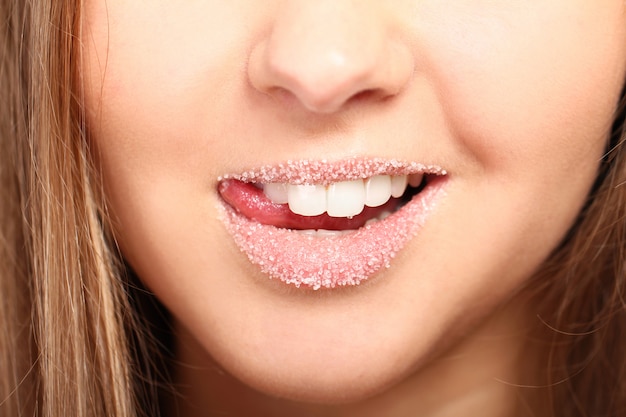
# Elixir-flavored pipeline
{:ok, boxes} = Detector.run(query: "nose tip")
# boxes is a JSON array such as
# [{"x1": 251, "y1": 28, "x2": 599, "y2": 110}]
[{"x1": 247, "y1": 3, "x2": 414, "y2": 114}]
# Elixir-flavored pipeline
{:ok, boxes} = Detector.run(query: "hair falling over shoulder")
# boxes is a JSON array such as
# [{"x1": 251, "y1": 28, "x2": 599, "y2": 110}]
[
  {"x1": 0, "y1": 0, "x2": 625, "y2": 416},
  {"x1": 0, "y1": 1, "x2": 163, "y2": 416}
]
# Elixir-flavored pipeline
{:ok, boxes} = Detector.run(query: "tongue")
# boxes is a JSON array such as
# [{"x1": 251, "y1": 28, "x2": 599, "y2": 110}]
[{"x1": 219, "y1": 179, "x2": 398, "y2": 231}]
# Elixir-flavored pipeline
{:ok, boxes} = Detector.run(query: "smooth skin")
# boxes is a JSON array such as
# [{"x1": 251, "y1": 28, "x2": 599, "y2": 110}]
[{"x1": 82, "y1": 1, "x2": 626, "y2": 416}]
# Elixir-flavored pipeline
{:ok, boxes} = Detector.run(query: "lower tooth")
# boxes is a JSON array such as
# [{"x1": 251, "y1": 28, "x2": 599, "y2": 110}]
[
  {"x1": 297, "y1": 210, "x2": 396, "y2": 236},
  {"x1": 364, "y1": 210, "x2": 393, "y2": 227},
  {"x1": 316, "y1": 229, "x2": 345, "y2": 237},
  {"x1": 365, "y1": 218, "x2": 378, "y2": 227},
  {"x1": 299, "y1": 229, "x2": 346, "y2": 237}
]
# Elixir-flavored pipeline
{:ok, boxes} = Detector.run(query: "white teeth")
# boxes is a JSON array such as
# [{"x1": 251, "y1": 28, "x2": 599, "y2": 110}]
[
  {"x1": 287, "y1": 184, "x2": 327, "y2": 216},
  {"x1": 364, "y1": 175, "x2": 392, "y2": 207},
  {"x1": 315, "y1": 229, "x2": 346, "y2": 237},
  {"x1": 263, "y1": 182, "x2": 289, "y2": 204},
  {"x1": 265, "y1": 174, "x2": 414, "y2": 218},
  {"x1": 300, "y1": 229, "x2": 349, "y2": 237},
  {"x1": 327, "y1": 180, "x2": 365, "y2": 218},
  {"x1": 301, "y1": 209, "x2": 396, "y2": 236},
  {"x1": 391, "y1": 175, "x2": 408, "y2": 198}
]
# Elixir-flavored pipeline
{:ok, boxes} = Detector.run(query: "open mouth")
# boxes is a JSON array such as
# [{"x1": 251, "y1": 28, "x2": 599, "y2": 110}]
[
  {"x1": 219, "y1": 172, "x2": 431, "y2": 234},
  {"x1": 217, "y1": 158, "x2": 447, "y2": 289}
]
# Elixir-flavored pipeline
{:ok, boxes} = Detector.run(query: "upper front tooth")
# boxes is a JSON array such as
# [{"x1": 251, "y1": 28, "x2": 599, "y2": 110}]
[
  {"x1": 364, "y1": 175, "x2": 392, "y2": 207},
  {"x1": 280, "y1": 174, "x2": 412, "y2": 218},
  {"x1": 264, "y1": 182, "x2": 289, "y2": 204},
  {"x1": 327, "y1": 180, "x2": 365, "y2": 217},
  {"x1": 391, "y1": 175, "x2": 408, "y2": 198},
  {"x1": 287, "y1": 184, "x2": 326, "y2": 216}
]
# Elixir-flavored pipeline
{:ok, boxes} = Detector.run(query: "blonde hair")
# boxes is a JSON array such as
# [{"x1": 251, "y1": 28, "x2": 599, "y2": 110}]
[
  {"x1": 1, "y1": 0, "x2": 149, "y2": 415},
  {"x1": 0, "y1": 0, "x2": 625, "y2": 416}
]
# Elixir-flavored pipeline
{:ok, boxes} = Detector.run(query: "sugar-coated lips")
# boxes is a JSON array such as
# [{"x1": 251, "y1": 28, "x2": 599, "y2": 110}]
[{"x1": 217, "y1": 158, "x2": 448, "y2": 290}]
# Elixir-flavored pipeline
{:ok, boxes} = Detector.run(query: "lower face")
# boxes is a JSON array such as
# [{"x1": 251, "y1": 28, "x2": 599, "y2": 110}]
[{"x1": 82, "y1": 0, "x2": 626, "y2": 404}]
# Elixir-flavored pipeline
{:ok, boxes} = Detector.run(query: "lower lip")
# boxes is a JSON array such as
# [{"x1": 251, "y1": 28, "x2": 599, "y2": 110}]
[{"x1": 218, "y1": 176, "x2": 447, "y2": 290}]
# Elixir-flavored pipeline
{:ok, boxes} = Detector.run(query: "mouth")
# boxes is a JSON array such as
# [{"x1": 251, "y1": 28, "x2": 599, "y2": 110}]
[{"x1": 217, "y1": 158, "x2": 448, "y2": 289}]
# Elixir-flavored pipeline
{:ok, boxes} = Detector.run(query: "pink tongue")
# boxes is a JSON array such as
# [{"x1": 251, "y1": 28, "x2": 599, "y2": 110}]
[{"x1": 218, "y1": 180, "x2": 398, "y2": 231}]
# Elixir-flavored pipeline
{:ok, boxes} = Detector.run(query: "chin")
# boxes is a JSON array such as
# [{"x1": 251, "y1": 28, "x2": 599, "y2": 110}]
[{"x1": 224, "y1": 346, "x2": 412, "y2": 404}]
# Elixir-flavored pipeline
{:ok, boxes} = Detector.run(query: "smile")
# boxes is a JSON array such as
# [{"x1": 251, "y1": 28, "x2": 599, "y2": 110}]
[{"x1": 217, "y1": 158, "x2": 448, "y2": 289}]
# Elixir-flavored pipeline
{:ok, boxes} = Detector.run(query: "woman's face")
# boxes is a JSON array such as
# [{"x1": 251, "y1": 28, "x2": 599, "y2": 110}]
[{"x1": 82, "y1": 0, "x2": 626, "y2": 403}]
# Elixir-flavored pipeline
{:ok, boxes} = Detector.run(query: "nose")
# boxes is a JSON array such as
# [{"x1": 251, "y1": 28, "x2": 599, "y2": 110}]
[{"x1": 247, "y1": 1, "x2": 414, "y2": 114}]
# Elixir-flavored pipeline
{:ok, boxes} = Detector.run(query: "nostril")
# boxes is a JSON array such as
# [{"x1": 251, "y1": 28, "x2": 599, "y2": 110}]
[
  {"x1": 350, "y1": 89, "x2": 386, "y2": 104},
  {"x1": 264, "y1": 84, "x2": 384, "y2": 114}
]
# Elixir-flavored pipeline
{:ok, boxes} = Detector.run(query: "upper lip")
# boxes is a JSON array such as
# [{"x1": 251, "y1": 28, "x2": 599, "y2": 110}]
[{"x1": 218, "y1": 156, "x2": 448, "y2": 185}]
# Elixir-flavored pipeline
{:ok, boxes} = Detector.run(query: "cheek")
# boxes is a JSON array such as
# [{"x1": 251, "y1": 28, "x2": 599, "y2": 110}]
[
  {"x1": 81, "y1": 0, "x2": 255, "y2": 186},
  {"x1": 394, "y1": 3, "x2": 626, "y2": 286},
  {"x1": 417, "y1": 2, "x2": 625, "y2": 176}
]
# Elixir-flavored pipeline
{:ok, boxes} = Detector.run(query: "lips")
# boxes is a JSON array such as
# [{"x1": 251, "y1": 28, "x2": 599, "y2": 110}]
[{"x1": 217, "y1": 158, "x2": 447, "y2": 289}]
